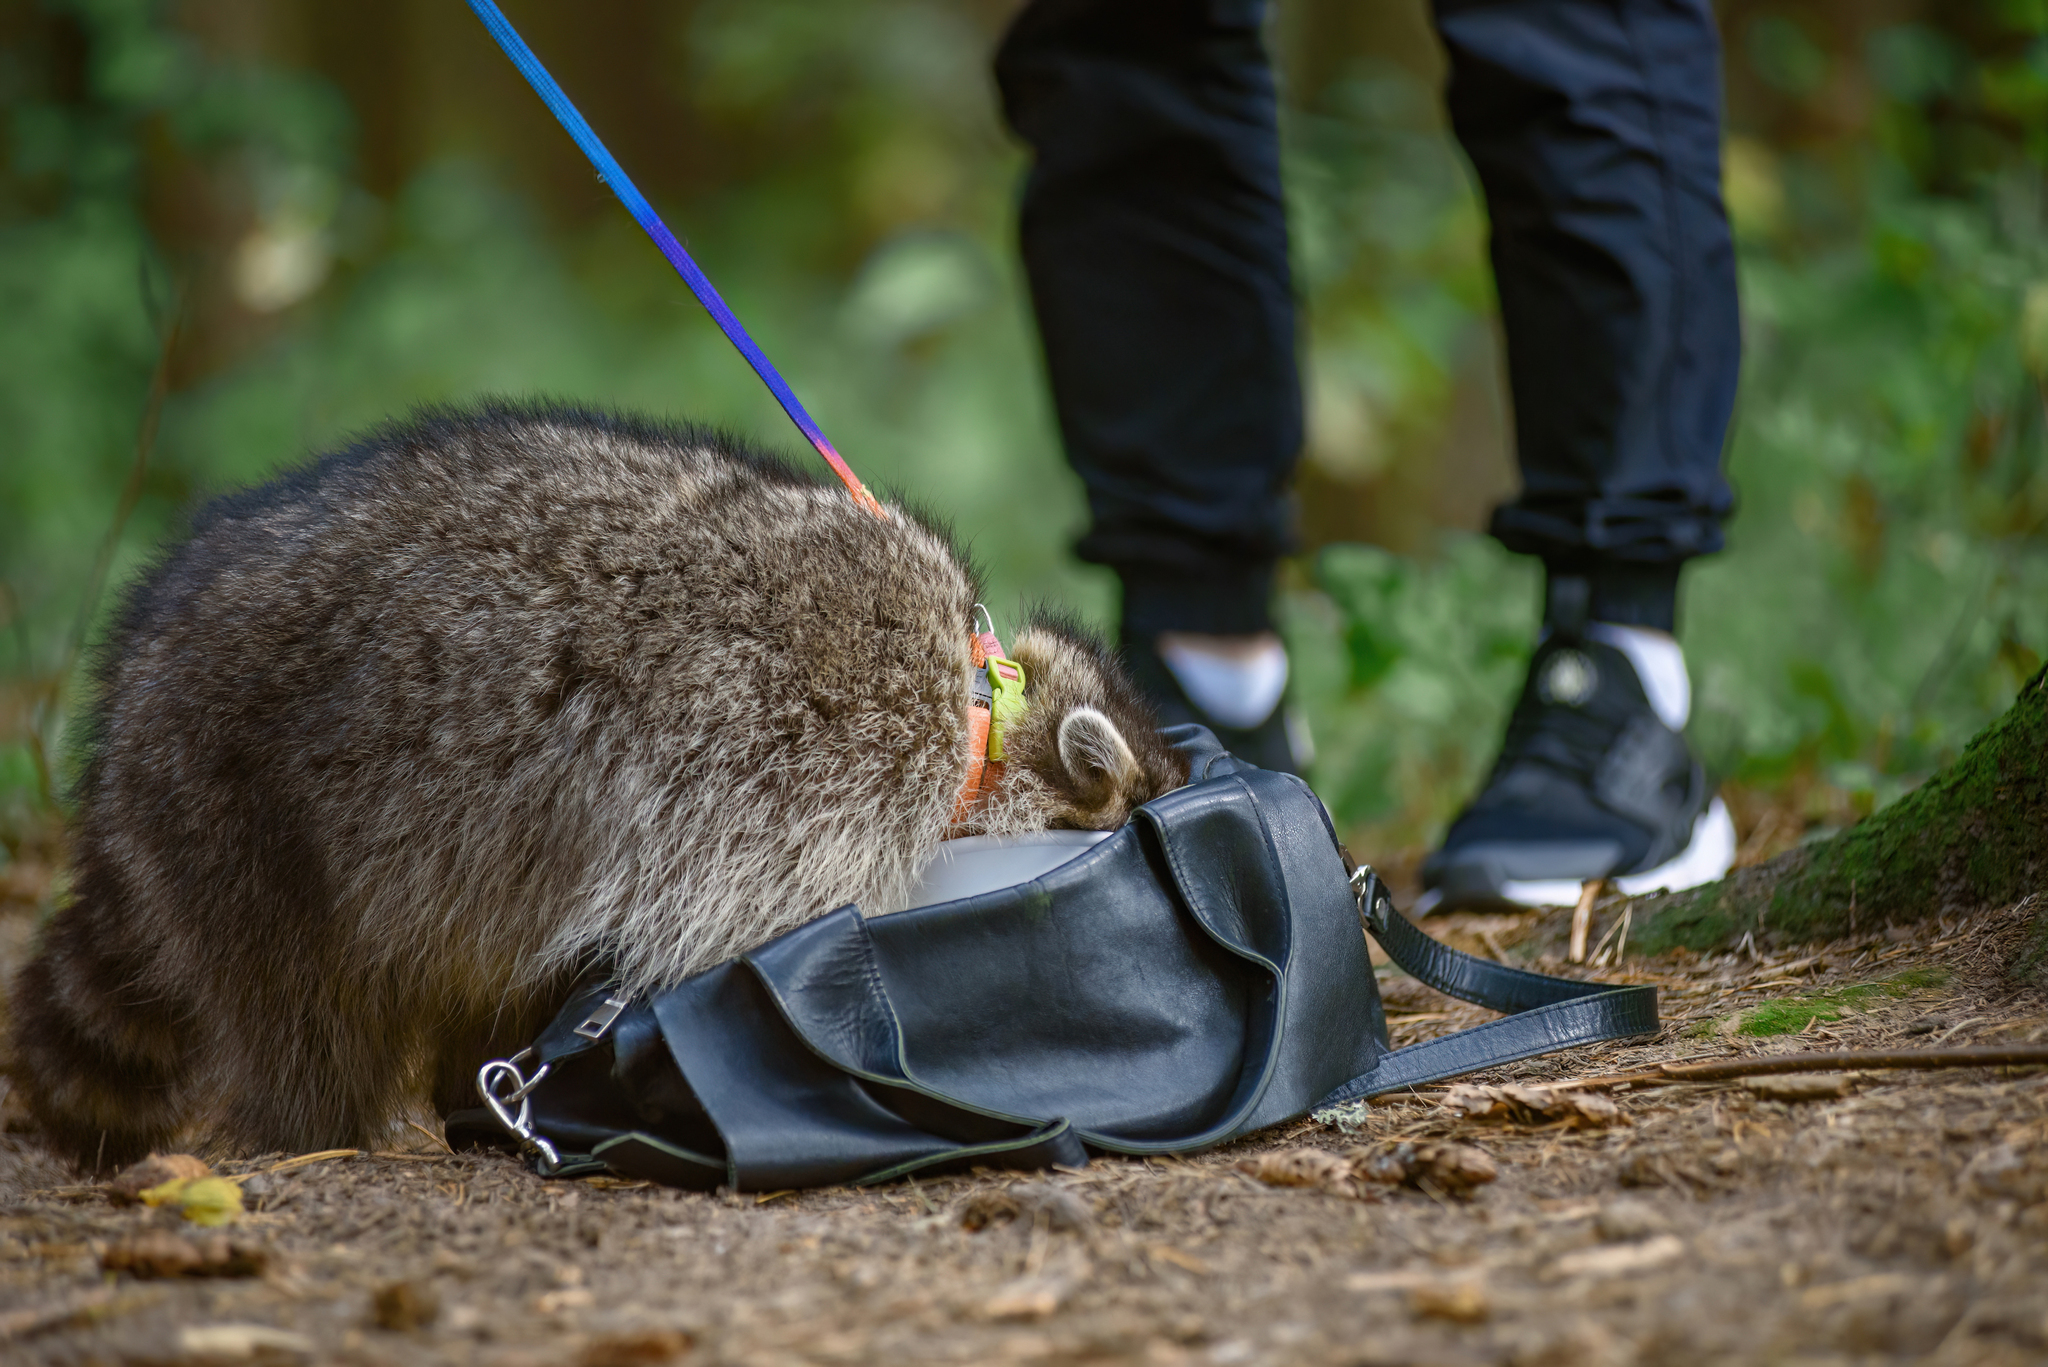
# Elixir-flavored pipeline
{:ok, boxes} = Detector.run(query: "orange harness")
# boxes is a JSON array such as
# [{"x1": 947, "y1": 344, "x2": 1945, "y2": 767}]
[{"x1": 949, "y1": 615, "x2": 1027, "y2": 833}]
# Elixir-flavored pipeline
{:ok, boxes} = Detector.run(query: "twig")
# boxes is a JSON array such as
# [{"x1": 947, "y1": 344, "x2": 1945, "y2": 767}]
[
  {"x1": 407, "y1": 1119, "x2": 454, "y2": 1154},
  {"x1": 1590, "y1": 903, "x2": 1633, "y2": 968},
  {"x1": 1557, "y1": 1046, "x2": 2048, "y2": 1092},
  {"x1": 261, "y1": 1148, "x2": 361, "y2": 1175},
  {"x1": 0, "y1": 1287, "x2": 118, "y2": 1341},
  {"x1": 1569, "y1": 879, "x2": 1604, "y2": 963}
]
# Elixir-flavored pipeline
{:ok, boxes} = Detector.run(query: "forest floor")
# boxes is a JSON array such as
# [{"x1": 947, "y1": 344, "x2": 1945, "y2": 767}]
[{"x1": 0, "y1": 824, "x2": 2045, "y2": 1367}]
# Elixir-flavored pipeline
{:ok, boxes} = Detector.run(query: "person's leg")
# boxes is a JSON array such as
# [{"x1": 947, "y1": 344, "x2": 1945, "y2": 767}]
[
  {"x1": 994, "y1": 0, "x2": 1305, "y2": 770},
  {"x1": 1423, "y1": 0, "x2": 1741, "y2": 909}
]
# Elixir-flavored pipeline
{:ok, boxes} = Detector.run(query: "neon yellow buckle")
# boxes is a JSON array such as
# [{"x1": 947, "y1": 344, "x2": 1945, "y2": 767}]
[{"x1": 985, "y1": 655, "x2": 1028, "y2": 762}]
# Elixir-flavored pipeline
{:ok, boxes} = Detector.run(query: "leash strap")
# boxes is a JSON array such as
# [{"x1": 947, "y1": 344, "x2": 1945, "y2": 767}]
[
  {"x1": 464, "y1": 0, "x2": 882, "y2": 517},
  {"x1": 1314, "y1": 870, "x2": 1660, "y2": 1108}
]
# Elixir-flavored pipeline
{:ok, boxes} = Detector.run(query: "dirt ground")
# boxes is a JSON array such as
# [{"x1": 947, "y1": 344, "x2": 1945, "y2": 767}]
[{"x1": 1, "y1": 844, "x2": 2045, "y2": 1366}]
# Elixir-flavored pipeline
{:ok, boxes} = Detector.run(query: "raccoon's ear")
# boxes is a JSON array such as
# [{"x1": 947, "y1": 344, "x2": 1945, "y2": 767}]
[{"x1": 1057, "y1": 706, "x2": 1141, "y2": 806}]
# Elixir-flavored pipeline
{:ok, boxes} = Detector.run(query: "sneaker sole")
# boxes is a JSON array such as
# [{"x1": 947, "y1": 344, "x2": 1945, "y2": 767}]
[
  {"x1": 1413, "y1": 798, "x2": 1737, "y2": 915},
  {"x1": 1498, "y1": 796, "x2": 1736, "y2": 908}
]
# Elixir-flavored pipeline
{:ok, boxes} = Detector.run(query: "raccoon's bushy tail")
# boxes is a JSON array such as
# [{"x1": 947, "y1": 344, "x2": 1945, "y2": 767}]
[{"x1": 9, "y1": 891, "x2": 197, "y2": 1172}]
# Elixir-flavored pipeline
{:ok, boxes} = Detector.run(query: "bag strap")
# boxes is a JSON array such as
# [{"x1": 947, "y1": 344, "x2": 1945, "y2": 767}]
[{"x1": 1314, "y1": 869, "x2": 1659, "y2": 1109}]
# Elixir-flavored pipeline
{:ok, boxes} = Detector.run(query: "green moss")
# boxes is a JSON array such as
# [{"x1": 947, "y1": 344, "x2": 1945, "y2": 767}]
[
  {"x1": 1695, "y1": 967, "x2": 1954, "y2": 1038},
  {"x1": 1633, "y1": 668, "x2": 2048, "y2": 955}
]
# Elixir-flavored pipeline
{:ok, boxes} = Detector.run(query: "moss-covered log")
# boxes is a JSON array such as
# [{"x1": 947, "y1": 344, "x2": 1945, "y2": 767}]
[{"x1": 1628, "y1": 666, "x2": 2048, "y2": 960}]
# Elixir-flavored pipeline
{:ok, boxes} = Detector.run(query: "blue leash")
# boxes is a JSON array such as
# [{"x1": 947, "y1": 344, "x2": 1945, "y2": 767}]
[{"x1": 463, "y1": 0, "x2": 881, "y2": 515}]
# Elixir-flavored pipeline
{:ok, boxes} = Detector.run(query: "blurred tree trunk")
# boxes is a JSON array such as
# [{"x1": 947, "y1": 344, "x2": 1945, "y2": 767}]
[{"x1": 1628, "y1": 666, "x2": 2048, "y2": 978}]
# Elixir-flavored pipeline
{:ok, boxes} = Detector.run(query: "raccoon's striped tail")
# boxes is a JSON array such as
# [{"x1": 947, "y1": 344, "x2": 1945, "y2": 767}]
[
  {"x1": 9, "y1": 904, "x2": 196, "y2": 1171},
  {"x1": 464, "y1": 0, "x2": 885, "y2": 520}
]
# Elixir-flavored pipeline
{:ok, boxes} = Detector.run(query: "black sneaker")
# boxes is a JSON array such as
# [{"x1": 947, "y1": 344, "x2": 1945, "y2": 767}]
[
  {"x1": 1419, "y1": 632, "x2": 1729, "y2": 913},
  {"x1": 1121, "y1": 634, "x2": 1304, "y2": 775}
]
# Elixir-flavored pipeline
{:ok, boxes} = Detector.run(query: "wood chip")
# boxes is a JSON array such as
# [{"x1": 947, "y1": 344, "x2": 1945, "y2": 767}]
[
  {"x1": 100, "y1": 1230, "x2": 267, "y2": 1279},
  {"x1": 1407, "y1": 1280, "x2": 1489, "y2": 1323},
  {"x1": 1549, "y1": 1234, "x2": 1687, "y2": 1280},
  {"x1": 174, "y1": 1324, "x2": 315, "y2": 1358},
  {"x1": 1742, "y1": 1073, "x2": 1851, "y2": 1102},
  {"x1": 1147, "y1": 1245, "x2": 1211, "y2": 1276},
  {"x1": 983, "y1": 1275, "x2": 1072, "y2": 1320}
]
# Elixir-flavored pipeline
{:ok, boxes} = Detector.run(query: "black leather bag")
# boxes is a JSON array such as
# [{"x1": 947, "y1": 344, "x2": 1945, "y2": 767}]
[{"x1": 450, "y1": 728, "x2": 1657, "y2": 1190}]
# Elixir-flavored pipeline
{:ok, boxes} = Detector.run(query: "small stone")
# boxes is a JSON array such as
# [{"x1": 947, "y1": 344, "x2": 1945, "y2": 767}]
[
  {"x1": 1407, "y1": 1280, "x2": 1488, "y2": 1323},
  {"x1": 1594, "y1": 1198, "x2": 1669, "y2": 1242},
  {"x1": 1743, "y1": 1073, "x2": 1850, "y2": 1102},
  {"x1": 370, "y1": 1279, "x2": 440, "y2": 1331}
]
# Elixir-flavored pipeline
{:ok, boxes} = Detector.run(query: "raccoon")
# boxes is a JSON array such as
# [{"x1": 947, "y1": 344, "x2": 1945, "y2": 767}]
[{"x1": 11, "y1": 402, "x2": 1188, "y2": 1164}]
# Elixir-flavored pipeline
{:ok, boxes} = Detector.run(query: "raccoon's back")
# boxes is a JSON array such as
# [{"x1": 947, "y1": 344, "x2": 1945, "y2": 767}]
[{"x1": 80, "y1": 402, "x2": 977, "y2": 994}]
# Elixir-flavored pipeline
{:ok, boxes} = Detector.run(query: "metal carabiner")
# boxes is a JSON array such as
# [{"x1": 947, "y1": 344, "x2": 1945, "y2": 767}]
[{"x1": 477, "y1": 1049, "x2": 560, "y2": 1172}]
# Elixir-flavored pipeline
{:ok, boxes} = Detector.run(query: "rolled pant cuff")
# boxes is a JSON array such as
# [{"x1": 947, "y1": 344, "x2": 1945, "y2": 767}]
[{"x1": 1118, "y1": 562, "x2": 1277, "y2": 638}]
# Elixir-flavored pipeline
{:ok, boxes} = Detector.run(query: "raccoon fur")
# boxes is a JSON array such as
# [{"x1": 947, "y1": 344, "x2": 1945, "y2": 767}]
[{"x1": 11, "y1": 402, "x2": 1188, "y2": 1164}]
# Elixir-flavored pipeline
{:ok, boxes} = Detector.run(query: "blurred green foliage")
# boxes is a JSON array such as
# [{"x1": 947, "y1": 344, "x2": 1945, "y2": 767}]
[
  {"x1": 1280, "y1": 4, "x2": 2048, "y2": 853},
  {"x1": 2, "y1": 1, "x2": 2046, "y2": 872}
]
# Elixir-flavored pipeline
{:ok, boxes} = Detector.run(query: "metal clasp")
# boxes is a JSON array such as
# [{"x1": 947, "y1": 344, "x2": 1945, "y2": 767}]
[
  {"x1": 1349, "y1": 863, "x2": 1391, "y2": 937},
  {"x1": 572, "y1": 992, "x2": 630, "y2": 1041},
  {"x1": 477, "y1": 1048, "x2": 560, "y2": 1173}
]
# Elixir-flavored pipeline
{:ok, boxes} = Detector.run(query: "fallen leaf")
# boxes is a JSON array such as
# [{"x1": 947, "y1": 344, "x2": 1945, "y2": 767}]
[
  {"x1": 1353, "y1": 1142, "x2": 1498, "y2": 1196},
  {"x1": 578, "y1": 1329, "x2": 695, "y2": 1367},
  {"x1": 958, "y1": 1190, "x2": 1022, "y2": 1231},
  {"x1": 984, "y1": 1275, "x2": 1072, "y2": 1320},
  {"x1": 174, "y1": 1323, "x2": 314, "y2": 1358},
  {"x1": 1549, "y1": 1234, "x2": 1686, "y2": 1280},
  {"x1": 1407, "y1": 1280, "x2": 1489, "y2": 1323},
  {"x1": 1442, "y1": 1084, "x2": 1625, "y2": 1129},
  {"x1": 370, "y1": 1279, "x2": 439, "y2": 1331},
  {"x1": 1742, "y1": 1074, "x2": 1850, "y2": 1102},
  {"x1": 100, "y1": 1230, "x2": 266, "y2": 1279},
  {"x1": 108, "y1": 1153, "x2": 211, "y2": 1203},
  {"x1": 141, "y1": 1175, "x2": 244, "y2": 1227},
  {"x1": 1238, "y1": 1148, "x2": 1351, "y2": 1189}
]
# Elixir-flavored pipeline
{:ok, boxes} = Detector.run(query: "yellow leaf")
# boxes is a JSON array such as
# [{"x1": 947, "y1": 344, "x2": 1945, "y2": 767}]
[{"x1": 139, "y1": 1176, "x2": 244, "y2": 1227}]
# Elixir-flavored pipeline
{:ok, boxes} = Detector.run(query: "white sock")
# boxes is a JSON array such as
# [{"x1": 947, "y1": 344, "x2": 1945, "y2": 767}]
[
  {"x1": 1158, "y1": 633, "x2": 1289, "y2": 731},
  {"x1": 1586, "y1": 622, "x2": 1690, "y2": 730}
]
